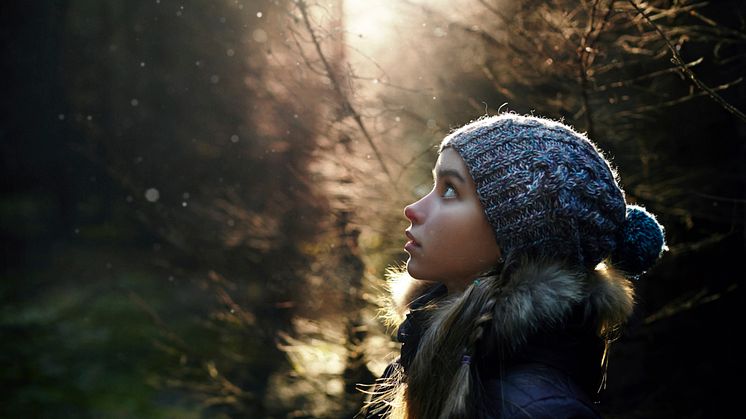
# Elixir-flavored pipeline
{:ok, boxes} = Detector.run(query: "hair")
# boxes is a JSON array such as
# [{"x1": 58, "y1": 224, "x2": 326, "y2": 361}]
[{"x1": 405, "y1": 268, "x2": 500, "y2": 419}]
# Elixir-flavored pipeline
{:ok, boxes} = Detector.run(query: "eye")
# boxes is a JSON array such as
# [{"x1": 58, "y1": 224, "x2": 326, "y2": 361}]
[{"x1": 442, "y1": 184, "x2": 457, "y2": 198}]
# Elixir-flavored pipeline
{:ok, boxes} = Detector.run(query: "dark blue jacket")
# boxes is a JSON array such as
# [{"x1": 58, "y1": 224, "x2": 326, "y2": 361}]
[
  {"x1": 479, "y1": 298, "x2": 604, "y2": 418},
  {"x1": 482, "y1": 362, "x2": 601, "y2": 418}
]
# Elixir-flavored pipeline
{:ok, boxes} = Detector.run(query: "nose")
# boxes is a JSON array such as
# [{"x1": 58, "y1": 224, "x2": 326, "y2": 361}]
[{"x1": 404, "y1": 201, "x2": 422, "y2": 224}]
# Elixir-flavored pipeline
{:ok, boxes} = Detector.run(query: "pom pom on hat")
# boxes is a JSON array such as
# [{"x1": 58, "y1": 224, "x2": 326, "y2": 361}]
[{"x1": 612, "y1": 205, "x2": 667, "y2": 276}]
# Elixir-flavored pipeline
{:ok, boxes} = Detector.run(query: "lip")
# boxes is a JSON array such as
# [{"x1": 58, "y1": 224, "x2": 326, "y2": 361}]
[{"x1": 404, "y1": 230, "x2": 421, "y2": 251}]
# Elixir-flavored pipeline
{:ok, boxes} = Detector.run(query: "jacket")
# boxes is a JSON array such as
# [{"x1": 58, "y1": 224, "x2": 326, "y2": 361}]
[
  {"x1": 478, "y1": 301, "x2": 604, "y2": 418},
  {"x1": 362, "y1": 260, "x2": 634, "y2": 418}
]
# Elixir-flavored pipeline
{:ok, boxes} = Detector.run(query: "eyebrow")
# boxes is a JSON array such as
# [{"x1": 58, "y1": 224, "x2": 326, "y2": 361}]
[{"x1": 433, "y1": 168, "x2": 467, "y2": 184}]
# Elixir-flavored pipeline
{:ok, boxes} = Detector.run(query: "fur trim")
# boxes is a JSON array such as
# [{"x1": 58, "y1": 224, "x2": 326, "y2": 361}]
[
  {"x1": 385, "y1": 260, "x2": 635, "y2": 349},
  {"x1": 492, "y1": 260, "x2": 635, "y2": 352},
  {"x1": 383, "y1": 267, "x2": 437, "y2": 326},
  {"x1": 587, "y1": 262, "x2": 635, "y2": 335},
  {"x1": 491, "y1": 261, "x2": 586, "y2": 352}
]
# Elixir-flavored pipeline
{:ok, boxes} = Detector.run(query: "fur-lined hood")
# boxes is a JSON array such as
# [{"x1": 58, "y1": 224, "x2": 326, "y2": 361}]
[{"x1": 386, "y1": 259, "x2": 634, "y2": 351}]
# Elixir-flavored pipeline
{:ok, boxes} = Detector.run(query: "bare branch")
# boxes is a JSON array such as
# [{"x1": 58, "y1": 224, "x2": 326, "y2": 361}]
[
  {"x1": 296, "y1": 0, "x2": 395, "y2": 184},
  {"x1": 627, "y1": 0, "x2": 746, "y2": 123},
  {"x1": 616, "y1": 77, "x2": 743, "y2": 117},
  {"x1": 595, "y1": 57, "x2": 704, "y2": 91},
  {"x1": 643, "y1": 282, "x2": 739, "y2": 324}
]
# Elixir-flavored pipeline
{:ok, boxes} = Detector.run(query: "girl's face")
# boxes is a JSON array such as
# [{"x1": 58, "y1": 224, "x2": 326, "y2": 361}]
[{"x1": 404, "y1": 148, "x2": 501, "y2": 292}]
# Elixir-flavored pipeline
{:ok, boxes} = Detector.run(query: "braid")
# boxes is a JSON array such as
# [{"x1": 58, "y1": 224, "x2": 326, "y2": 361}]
[
  {"x1": 466, "y1": 293, "x2": 498, "y2": 356},
  {"x1": 417, "y1": 275, "x2": 504, "y2": 419}
]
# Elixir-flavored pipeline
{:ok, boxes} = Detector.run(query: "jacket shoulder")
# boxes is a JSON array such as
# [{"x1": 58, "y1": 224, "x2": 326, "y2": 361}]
[{"x1": 482, "y1": 363, "x2": 601, "y2": 419}]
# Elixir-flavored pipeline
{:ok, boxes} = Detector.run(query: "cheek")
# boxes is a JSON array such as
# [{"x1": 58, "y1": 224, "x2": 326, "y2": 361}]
[
  {"x1": 446, "y1": 208, "x2": 491, "y2": 243},
  {"x1": 436, "y1": 213, "x2": 497, "y2": 265},
  {"x1": 450, "y1": 211, "x2": 499, "y2": 267},
  {"x1": 456, "y1": 224, "x2": 496, "y2": 262},
  {"x1": 471, "y1": 227, "x2": 500, "y2": 264}
]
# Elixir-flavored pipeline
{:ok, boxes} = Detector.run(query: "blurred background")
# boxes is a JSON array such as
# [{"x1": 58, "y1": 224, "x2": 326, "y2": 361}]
[{"x1": 1, "y1": 0, "x2": 744, "y2": 417}]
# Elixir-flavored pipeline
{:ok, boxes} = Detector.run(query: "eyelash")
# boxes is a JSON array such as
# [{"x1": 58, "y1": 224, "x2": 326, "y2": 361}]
[{"x1": 441, "y1": 183, "x2": 457, "y2": 198}]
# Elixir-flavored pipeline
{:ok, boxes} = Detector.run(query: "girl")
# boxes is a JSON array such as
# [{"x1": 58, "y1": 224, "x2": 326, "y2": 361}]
[{"x1": 360, "y1": 113, "x2": 666, "y2": 419}]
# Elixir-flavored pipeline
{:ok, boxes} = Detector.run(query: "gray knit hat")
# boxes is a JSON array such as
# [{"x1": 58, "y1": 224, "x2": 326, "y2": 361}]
[{"x1": 440, "y1": 113, "x2": 666, "y2": 275}]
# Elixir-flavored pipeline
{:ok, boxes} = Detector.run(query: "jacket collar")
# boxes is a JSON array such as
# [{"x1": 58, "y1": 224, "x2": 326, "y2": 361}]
[
  {"x1": 390, "y1": 260, "x2": 634, "y2": 374},
  {"x1": 396, "y1": 283, "x2": 447, "y2": 374}
]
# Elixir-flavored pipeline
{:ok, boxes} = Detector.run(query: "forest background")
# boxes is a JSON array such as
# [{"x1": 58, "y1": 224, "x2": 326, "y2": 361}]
[{"x1": 2, "y1": 0, "x2": 744, "y2": 418}]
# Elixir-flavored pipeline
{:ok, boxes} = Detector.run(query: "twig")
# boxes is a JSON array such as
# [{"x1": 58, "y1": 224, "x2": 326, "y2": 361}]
[
  {"x1": 627, "y1": 0, "x2": 746, "y2": 123},
  {"x1": 596, "y1": 57, "x2": 703, "y2": 91},
  {"x1": 295, "y1": 0, "x2": 395, "y2": 185},
  {"x1": 578, "y1": 0, "x2": 608, "y2": 140},
  {"x1": 616, "y1": 77, "x2": 742, "y2": 117},
  {"x1": 643, "y1": 283, "x2": 738, "y2": 324},
  {"x1": 693, "y1": 192, "x2": 746, "y2": 204}
]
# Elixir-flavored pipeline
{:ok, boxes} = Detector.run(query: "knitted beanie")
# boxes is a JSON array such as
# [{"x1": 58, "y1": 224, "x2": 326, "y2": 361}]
[{"x1": 440, "y1": 113, "x2": 666, "y2": 275}]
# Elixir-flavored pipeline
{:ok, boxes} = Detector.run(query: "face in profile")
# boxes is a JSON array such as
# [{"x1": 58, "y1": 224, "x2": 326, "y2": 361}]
[{"x1": 404, "y1": 148, "x2": 501, "y2": 291}]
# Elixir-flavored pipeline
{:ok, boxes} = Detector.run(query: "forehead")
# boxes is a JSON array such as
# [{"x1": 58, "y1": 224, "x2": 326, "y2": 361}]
[{"x1": 435, "y1": 147, "x2": 468, "y2": 174}]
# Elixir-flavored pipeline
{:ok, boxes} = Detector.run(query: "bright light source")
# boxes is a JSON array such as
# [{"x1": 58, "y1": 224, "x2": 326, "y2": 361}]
[{"x1": 344, "y1": 0, "x2": 398, "y2": 45}]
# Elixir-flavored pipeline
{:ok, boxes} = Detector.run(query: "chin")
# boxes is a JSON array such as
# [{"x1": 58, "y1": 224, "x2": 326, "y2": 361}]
[
  {"x1": 406, "y1": 262, "x2": 433, "y2": 282},
  {"x1": 405, "y1": 261, "x2": 423, "y2": 280}
]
